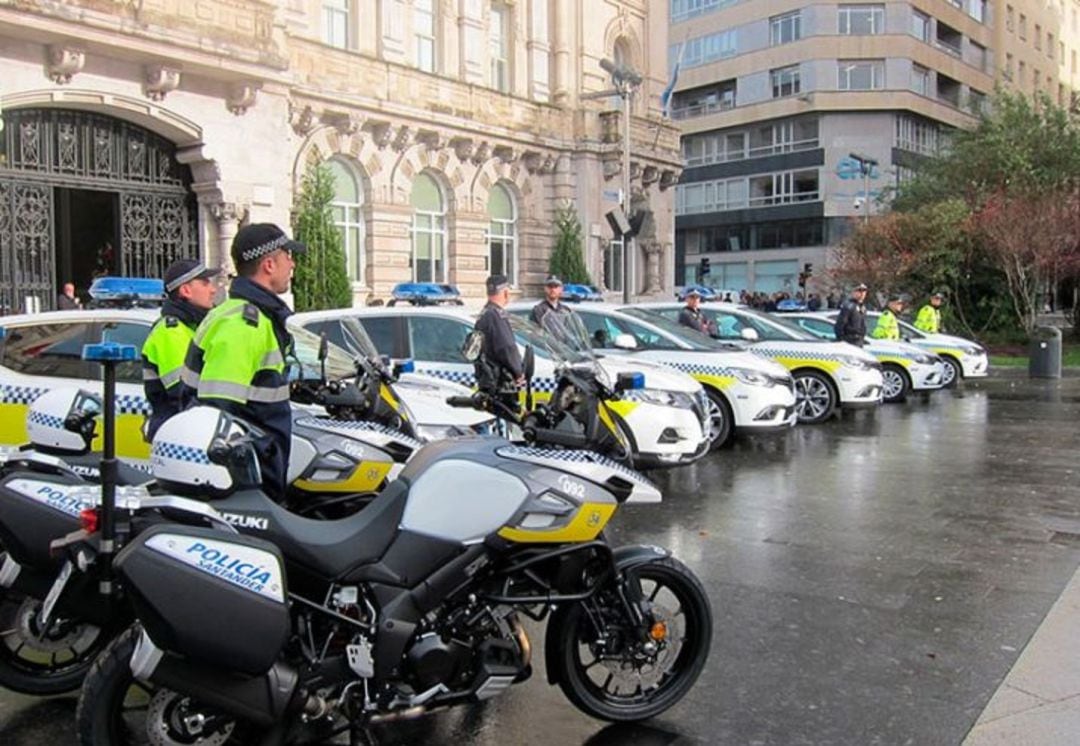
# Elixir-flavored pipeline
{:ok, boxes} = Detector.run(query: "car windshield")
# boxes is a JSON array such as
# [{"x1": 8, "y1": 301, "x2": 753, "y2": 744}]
[
  {"x1": 765, "y1": 312, "x2": 820, "y2": 341},
  {"x1": 286, "y1": 320, "x2": 359, "y2": 381},
  {"x1": 507, "y1": 313, "x2": 593, "y2": 366},
  {"x1": 619, "y1": 308, "x2": 724, "y2": 351}
]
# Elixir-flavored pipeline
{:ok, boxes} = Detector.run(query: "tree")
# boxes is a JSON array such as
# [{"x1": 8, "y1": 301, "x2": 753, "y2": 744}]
[
  {"x1": 970, "y1": 189, "x2": 1080, "y2": 332},
  {"x1": 549, "y1": 203, "x2": 591, "y2": 284},
  {"x1": 291, "y1": 161, "x2": 353, "y2": 312}
]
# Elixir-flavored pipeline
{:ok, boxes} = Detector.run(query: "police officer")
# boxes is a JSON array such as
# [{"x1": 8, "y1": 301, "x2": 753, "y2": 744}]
[
  {"x1": 530, "y1": 276, "x2": 572, "y2": 326},
  {"x1": 872, "y1": 295, "x2": 905, "y2": 340},
  {"x1": 834, "y1": 283, "x2": 869, "y2": 346},
  {"x1": 474, "y1": 274, "x2": 524, "y2": 414},
  {"x1": 180, "y1": 224, "x2": 306, "y2": 502},
  {"x1": 915, "y1": 291, "x2": 944, "y2": 333},
  {"x1": 678, "y1": 288, "x2": 713, "y2": 335},
  {"x1": 141, "y1": 259, "x2": 221, "y2": 440}
]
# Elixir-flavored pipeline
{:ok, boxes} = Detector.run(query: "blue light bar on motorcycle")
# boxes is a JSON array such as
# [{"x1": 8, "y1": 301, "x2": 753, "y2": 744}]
[
  {"x1": 82, "y1": 342, "x2": 139, "y2": 362},
  {"x1": 395, "y1": 359, "x2": 415, "y2": 374},
  {"x1": 88, "y1": 276, "x2": 165, "y2": 303},
  {"x1": 390, "y1": 282, "x2": 461, "y2": 305}
]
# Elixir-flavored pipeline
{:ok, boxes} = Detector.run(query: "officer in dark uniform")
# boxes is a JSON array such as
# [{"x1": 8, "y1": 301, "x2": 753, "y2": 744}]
[
  {"x1": 180, "y1": 224, "x2": 306, "y2": 501},
  {"x1": 142, "y1": 259, "x2": 221, "y2": 440},
  {"x1": 677, "y1": 288, "x2": 714, "y2": 335},
  {"x1": 530, "y1": 275, "x2": 572, "y2": 326},
  {"x1": 834, "y1": 282, "x2": 869, "y2": 347},
  {"x1": 474, "y1": 274, "x2": 524, "y2": 414}
]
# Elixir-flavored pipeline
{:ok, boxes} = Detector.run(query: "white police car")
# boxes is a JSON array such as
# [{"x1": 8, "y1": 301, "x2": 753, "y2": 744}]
[
  {"x1": 780, "y1": 311, "x2": 946, "y2": 402},
  {"x1": 640, "y1": 303, "x2": 884, "y2": 424},
  {"x1": 509, "y1": 303, "x2": 797, "y2": 447},
  {"x1": 0, "y1": 280, "x2": 489, "y2": 461},
  {"x1": 292, "y1": 306, "x2": 712, "y2": 467},
  {"x1": 857, "y1": 311, "x2": 989, "y2": 386}
]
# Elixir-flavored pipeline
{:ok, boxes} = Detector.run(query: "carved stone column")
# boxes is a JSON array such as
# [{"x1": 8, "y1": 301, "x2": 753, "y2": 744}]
[
  {"x1": 210, "y1": 203, "x2": 243, "y2": 275},
  {"x1": 643, "y1": 242, "x2": 664, "y2": 295}
]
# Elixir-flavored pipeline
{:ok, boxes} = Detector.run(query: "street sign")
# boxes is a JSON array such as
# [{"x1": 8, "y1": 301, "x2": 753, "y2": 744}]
[{"x1": 602, "y1": 189, "x2": 622, "y2": 203}]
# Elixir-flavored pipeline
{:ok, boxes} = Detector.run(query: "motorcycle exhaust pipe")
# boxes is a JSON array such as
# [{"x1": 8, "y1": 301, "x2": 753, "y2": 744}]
[{"x1": 132, "y1": 629, "x2": 299, "y2": 729}]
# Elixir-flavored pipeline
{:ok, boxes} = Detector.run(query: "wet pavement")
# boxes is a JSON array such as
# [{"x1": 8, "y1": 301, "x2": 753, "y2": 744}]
[{"x1": 2, "y1": 376, "x2": 1080, "y2": 745}]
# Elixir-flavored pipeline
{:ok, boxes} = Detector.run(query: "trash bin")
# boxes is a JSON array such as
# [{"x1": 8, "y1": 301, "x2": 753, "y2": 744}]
[{"x1": 1029, "y1": 326, "x2": 1062, "y2": 379}]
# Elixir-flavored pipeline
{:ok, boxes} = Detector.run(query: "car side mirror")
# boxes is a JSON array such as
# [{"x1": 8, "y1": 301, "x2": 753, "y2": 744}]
[
  {"x1": 740, "y1": 328, "x2": 760, "y2": 342},
  {"x1": 613, "y1": 333, "x2": 638, "y2": 350},
  {"x1": 615, "y1": 372, "x2": 645, "y2": 392},
  {"x1": 523, "y1": 345, "x2": 535, "y2": 380}
]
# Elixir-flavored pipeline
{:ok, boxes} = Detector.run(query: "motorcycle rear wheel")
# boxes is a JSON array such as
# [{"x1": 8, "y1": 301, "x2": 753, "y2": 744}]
[
  {"x1": 551, "y1": 556, "x2": 712, "y2": 722},
  {"x1": 77, "y1": 626, "x2": 260, "y2": 746},
  {"x1": 0, "y1": 588, "x2": 109, "y2": 695}
]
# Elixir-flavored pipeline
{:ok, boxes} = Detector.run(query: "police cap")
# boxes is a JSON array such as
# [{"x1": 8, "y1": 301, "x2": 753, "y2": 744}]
[
  {"x1": 164, "y1": 259, "x2": 221, "y2": 293},
  {"x1": 231, "y1": 224, "x2": 307, "y2": 267},
  {"x1": 544, "y1": 275, "x2": 563, "y2": 287},
  {"x1": 486, "y1": 274, "x2": 511, "y2": 295}
]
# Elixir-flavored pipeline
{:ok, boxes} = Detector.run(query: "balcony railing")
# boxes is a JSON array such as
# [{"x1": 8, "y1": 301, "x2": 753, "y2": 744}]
[{"x1": 671, "y1": 98, "x2": 736, "y2": 120}]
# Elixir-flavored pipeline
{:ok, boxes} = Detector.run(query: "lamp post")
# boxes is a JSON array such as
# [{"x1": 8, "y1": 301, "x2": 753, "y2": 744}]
[
  {"x1": 600, "y1": 58, "x2": 643, "y2": 303},
  {"x1": 849, "y1": 152, "x2": 878, "y2": 224}
]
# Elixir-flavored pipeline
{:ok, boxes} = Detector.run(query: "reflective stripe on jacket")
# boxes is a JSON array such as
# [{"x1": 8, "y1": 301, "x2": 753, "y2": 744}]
[{"x1": 142, "y1": 317, "x2": 195, "y2": 440}]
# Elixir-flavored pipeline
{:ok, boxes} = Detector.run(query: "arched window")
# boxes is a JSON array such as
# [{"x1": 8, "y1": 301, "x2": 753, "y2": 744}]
[
  {"x1": 326, "y1": 157, "x2": 365, "y2": 284},
  {"x1": 411, "y1": 173, "x2": 446, "y2": 282},
  {"x1": 487, "y1": 183, "x2": 517, "y2": 284}
]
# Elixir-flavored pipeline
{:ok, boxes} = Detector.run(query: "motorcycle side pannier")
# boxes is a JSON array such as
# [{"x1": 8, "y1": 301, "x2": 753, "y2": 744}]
[
  {"x1": 0, "y1": 472, "x2": 87, "y2": 569},
  {"x1": 115, "y1": 524, "x2": 290, "y2": 676}
]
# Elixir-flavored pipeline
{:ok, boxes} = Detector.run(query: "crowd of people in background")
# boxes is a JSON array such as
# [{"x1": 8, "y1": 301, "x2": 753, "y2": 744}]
[{"x1": 728, "y1": 290, "x2": 834, "y2": 312}]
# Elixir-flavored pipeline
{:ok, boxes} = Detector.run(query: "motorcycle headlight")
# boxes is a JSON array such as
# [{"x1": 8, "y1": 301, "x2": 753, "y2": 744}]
[
  {"x1": 627, "y1": 389, "x2": 695, "y2": 409},
  {"x1": 729, "y1": 367, "x2": 772, "y2": 386}
]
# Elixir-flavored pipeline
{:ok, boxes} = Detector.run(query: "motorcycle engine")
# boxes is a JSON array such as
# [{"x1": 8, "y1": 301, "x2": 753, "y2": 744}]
[{"x1": 405, "y1": 632, "x2": 472, "y2": 691}]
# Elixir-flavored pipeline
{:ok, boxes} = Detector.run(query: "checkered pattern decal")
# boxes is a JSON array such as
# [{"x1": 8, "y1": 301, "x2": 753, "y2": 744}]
[
  {"x1": 498, "y1": 445, "x2": 656, "y2": 488},
  {"x1": 0, "y1": 384, "x2": 49, "y2": 406},
  {"x1": 416, "y1": 367, "x2": 559, "y2": 393},
  {"x1": 27, "y1": 410, "x2": 65, "y2": 429},
  {"x1": 152, "y1": 441, "x2": 211, "y2": 465},
  {"x1": 753, "y1": 346, "x2": 843, "y2": 363},
  {"x1": 668, "y1": 361, "x2": 735, "y2": 378},
  {"x1": 294, "y1": 417, "x2": 423, "y2": 450},
  {"x1": 117, "y1": 395, "x2": 152, "y2": 416}
]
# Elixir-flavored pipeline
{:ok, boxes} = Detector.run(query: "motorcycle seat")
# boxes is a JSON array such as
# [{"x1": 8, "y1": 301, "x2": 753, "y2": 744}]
[{"x1": 215, "y1": 481, "x2": 408, "y2": 579}]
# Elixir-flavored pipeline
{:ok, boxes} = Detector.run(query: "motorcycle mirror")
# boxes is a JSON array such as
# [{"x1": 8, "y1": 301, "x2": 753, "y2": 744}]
[
  {"x1": 318, "y1": 332, "x2": 329, "y2": 382},
  {"x1": 613, "y1": 333, "x2": 638, "y2": 350},
  {"x1": 523, "y1": 345, "x2": 535, "y2": 380},
  {"x1": 740, "y1": 327, "x2": 760, "y2": 342},
  {"x1": 615, "y1": 371, "x2": 645, "y2": 392}
]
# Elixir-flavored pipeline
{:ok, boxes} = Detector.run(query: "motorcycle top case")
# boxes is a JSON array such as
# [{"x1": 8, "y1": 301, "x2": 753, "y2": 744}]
[
  {"x1": 115, "y1": 524, "x2": 290, "y2": 676},
  {"x1": 0, "y1": 470, "x2": 88, "y2": 570}
]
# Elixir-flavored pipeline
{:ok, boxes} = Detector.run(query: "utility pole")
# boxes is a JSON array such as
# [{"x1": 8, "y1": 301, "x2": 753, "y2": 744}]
[
  {"x1": 849, "y1": 152, "x2": 878, "y2": 224},
  {"x1": 600, "y1": 58, "x2": 643, "y2": 303}
]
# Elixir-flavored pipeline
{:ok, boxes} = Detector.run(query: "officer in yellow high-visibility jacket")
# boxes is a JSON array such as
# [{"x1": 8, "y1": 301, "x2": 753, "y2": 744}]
[
  {"x1": 915, "y1": 291, "x2": 944, "y2": 334},
  {"x1": 141, "y1": 259, "x2": 221, "y2": 440},
  {"x1": 872, "y1": 296, "x2": 905, "y2": 341},
  {"x1": 180, "y1": 224, "x2": 306, "y2": 501}
]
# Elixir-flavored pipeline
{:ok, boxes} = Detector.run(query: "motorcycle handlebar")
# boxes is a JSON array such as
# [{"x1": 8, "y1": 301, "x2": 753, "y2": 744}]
[
  {"x1": 446, "y1": 395, "x2": 480, "y2": 409},
  {"x1": 526, "y1": 427, "x2": 590, "y2": 449}
]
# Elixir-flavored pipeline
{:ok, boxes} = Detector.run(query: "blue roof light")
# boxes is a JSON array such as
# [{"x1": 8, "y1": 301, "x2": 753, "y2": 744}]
[
  {"x1": 561, "y1": 284, "x2": 603, "y2": 302},
  {"x1": 82, "y1": 342, "x2": 139, "y2": 362},
  {"x1": 88, "y1": 277, "x2": 165, "y2": 303},
  {"x1": 389, "y1": 282, "x2": 462, "y2": 305}
]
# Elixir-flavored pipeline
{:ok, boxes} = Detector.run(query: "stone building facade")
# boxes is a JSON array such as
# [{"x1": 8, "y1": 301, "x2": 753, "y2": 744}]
[{"x1": 0, "y1": 0, "x2": 681, "y2": 311}]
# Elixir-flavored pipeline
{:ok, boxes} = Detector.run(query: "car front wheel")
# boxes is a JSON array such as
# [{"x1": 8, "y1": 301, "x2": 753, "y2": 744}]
[{"x1": 793, "y1": 370, "x2": 837, "y2": 424}]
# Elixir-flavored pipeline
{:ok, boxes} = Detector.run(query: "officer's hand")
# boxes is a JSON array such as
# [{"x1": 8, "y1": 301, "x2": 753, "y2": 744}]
[{"x1": 515, "y1": 375, "x2": 526, "y2": 388}]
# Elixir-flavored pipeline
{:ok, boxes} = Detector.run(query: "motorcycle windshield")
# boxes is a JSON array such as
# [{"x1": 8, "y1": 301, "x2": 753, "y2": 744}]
[
  {"x1": 286, "y1": 321, "x2": 358, "y2": 381},
  {"x1": 509, "y1": 313, "x2": 611, "y2": 390}
]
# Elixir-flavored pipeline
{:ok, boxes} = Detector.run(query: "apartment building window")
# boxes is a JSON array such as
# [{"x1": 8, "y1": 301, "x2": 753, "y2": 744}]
[
  {"x1": 604, "y1": 238, "x2": 623, "y2": 293},
  {"x1": 912, "y1": 9, "x2": 930, "y2": 42},
  {"x1": 1035, "y1": 25, "x2": 1042, "y2": 51},
  {"x1": 682, "y1": 132, "x2": 747, "y2": 167},
  {"x1": 671, "y1": 80, "x2": 737, "y2": 119},
  {"x1": 971, "y1": 41, "x2": 988, "y2": 72},
  {"x1": 1033, "y1": 68, "x2": 1041, "y2": 90},
  {"x1": 911, "y1": 64, "x2": 931, "y2": 96},
  {"x1": 415, "y1": 0, "x2": 436, "y2": 72},
  {"x1": 1006, "y1": 5, "x2": 1014, "y2": 32},
  {"x1": 969, "y1": 0, "x2": 986, "y2": 23},
  {"x1": 1018, "y1": 60, "x2": 1026, "y2": 85},
  {"x1": 838, "y1": 60, "x2": 885, "y2": 90},
  {"x1": 1061, "y1": 83, "x2": 1068, "y2": 106},
  {"x1": 895, "y1": 114, "x2": 941, "y2": 155},
  {"x1": 487, "y1": 184, "x2": 517, "y2": 284},
  {"x1": 411, "y1": 173, "x2": 446, "y2": 282},
  {"x1": 670, "y1": 0, "x2": 737, "y2": 24},
  {"x1": 771, "y1": 65, "x2": 801, "y2": 98},
  {"x1": 678, "y1": 170, "x2": 823, "y2": 214},
  {"x1": 749, "y1": 170, "x2": 819, "y2": 207},
  {"x1": 1072, "y1": 50, "x2": 1077, "y2": 75},
  {"x1": 327, "y1": 157, "x2": 365, "y2": 283},
  {"x1": 839, "y1": 4, "x2": 885, "y2": 35},
  {"x1": 1005, "y1": 53, "x2": 1014, "y2": 79},
  {"x1": 490, "y1": 3, "x2": 509, "y2": 92},
  {"x1": 323, "y1": 0, "x2": 350, "y2": 49},
  {"x1": 1060, "y1": 42, "x2": 1066, "y2": 64},
  {"x1": 682, "y1": 30, "x2": 737, "y2": 68},
  {"x1": 968, "y1": 89, "x2": 987, "y2": 115},
  {"x1": 1019, "y1": 14, "x2": 1027, "y2": 41},
  {"x1": 1049, "y1": 33, "x2": 1055, "y2": 58},
  {"x1": 770, "y1": 11, "x2": 802, "y2": 45}
]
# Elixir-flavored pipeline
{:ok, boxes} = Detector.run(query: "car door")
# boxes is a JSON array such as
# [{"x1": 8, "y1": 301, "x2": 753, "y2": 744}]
[
  {"x1": 575, "y1": 310, "x2": 629, "y2": 351},
  {"x1": 94, "y1": 319, "x2": 155, "y2": 459},
  {"x1": 0, "y1": 320, "x2": 95, "y2": 446}
]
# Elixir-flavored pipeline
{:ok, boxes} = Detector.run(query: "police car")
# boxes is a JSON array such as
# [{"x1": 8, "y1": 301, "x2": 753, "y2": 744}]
[
  {"x1": 639, "y1": 303, "x2": 884, "y2": 424},
  {"x1": 779, "y1": 311, "x2": 946, "y2": 402},
  {"x1": 292, "y1": 306, "x2": 712, "y2": 467},
  {"x1": 0, "y1": 279, "x2": 489, "y2": 461},
  {"x1": 508, "y1": 303, "x2": 797, "y2": 447}
]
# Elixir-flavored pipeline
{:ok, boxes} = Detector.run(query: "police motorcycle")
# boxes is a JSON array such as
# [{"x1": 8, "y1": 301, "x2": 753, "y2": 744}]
[
  {"x1": 71, "y1": 396, "x2": 712, "y2": 744},
  {"x1": 450, "y1": 313, "x2": 638, "y2": 465},
  {"x1": 0, "y1": 320, "x2": 419, "y2": 696}
]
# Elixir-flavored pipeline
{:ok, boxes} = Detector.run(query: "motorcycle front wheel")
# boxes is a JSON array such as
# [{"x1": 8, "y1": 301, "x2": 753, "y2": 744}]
[
  {"x1": 550, "y1": 556, "x2": 712, "y2": 722},
  {"x1": 0, "y1": 588, "x2": 110, "y2": 695},
  {"x1": 77, "y1": 626, "x2": 261, "y2": 746}
]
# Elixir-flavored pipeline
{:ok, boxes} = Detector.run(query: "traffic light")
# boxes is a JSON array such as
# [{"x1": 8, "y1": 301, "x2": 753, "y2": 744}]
[
  {"x1": 803, "y1": 262, "x2": 813, "y2": 278},
  {"x1": 700, "y1": 257, "x2": 711, "y2": 280},
  {"x1": 798, "y1": 272, "x2": 807, "y2": 289}
]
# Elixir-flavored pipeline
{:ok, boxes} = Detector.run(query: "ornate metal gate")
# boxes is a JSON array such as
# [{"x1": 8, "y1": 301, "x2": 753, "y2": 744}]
[{"x1": 0, "y1": 108, "x2": 198, "y2": 313}]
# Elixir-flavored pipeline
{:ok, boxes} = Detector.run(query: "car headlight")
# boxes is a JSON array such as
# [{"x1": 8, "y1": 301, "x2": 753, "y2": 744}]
[
  {"x1": 836, "y1": 354, "x2": 873, "y2": 370},
  {"x1": 963, "y1": 346, "x2": 983, "y2": 356},
  {"x1": 729, "y1": 367, "x2": 772, "y2": 386},
  {"x1": 626, "y1": 389, "x2": 695, "y2": 409},
  {"x1": 912, "y1": 354, "x2": 934, "y2": 365}
]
